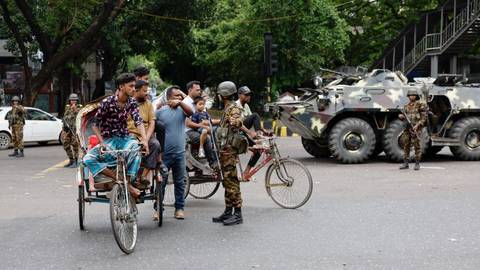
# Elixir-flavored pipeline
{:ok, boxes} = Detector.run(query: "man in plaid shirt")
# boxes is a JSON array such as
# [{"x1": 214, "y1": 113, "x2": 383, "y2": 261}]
[{"x1": 83, "y1": 73, "x2": 149, "y2": 198}]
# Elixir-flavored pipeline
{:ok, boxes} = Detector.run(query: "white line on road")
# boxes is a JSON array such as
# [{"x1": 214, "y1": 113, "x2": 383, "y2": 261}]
[{"x1": 419, "y1": 166, "x2": 445, "y2": 170}]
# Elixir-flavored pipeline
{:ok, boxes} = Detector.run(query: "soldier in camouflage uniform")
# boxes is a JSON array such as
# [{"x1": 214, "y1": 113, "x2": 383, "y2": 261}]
[
  {"x1": 62, "y1": 93, "x2": 82, "y2": 168},
  {"x1": 399, "y1": 89, "x2": 427, "y2": 170},
  {"x1": 8, "y1": 96, "x2": 26, "y2": 158},
  {"x1": 211, "y1": 81, "x2": 246, "y2": 226}
]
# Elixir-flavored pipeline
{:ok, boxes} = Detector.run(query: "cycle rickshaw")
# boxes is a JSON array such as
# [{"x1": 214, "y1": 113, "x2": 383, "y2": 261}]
[{"x1": 75, "y1": 100, "x2": 163, "y2": 254}]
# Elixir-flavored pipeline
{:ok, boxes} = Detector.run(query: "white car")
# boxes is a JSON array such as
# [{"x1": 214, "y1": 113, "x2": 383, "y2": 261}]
[{"x1": 0, "y1": 106, "x2": 63, "y2": 150}]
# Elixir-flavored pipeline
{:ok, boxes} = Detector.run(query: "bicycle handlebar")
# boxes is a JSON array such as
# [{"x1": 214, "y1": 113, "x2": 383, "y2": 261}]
[{"x1": 99, "y1": 143, "x2": 145, "y2": 155}]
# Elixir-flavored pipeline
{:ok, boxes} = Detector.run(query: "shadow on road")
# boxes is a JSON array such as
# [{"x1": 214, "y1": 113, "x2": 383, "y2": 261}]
[{"x1": 0, "y1": 141, "x2": 62, "y2": 151}]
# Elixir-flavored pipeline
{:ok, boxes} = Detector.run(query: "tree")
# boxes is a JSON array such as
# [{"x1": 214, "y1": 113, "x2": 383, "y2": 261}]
[
  {"x1": 0, "y1": 0, "x2": 127, "y2": 106},
  {"x1": 193, "y1": 0, "x2": 349, "y2": 100}
]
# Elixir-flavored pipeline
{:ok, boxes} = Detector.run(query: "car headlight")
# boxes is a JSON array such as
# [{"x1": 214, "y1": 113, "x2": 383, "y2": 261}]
[{"x1": 313, "y1": 76, "x2": 323, "y2": 88}]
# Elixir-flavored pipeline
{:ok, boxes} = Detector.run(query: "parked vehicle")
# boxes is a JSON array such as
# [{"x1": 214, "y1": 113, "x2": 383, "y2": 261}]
[
  {"x1": 0, "y1": 106, "x2": 63, "y2": 149},
  {"x1": 265, "y1": 69, "x2": 480, "y2": 163}
]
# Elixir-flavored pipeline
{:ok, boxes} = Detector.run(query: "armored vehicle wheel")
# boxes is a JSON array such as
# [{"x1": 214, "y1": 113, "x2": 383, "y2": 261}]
[
  {"x1": 383, "y1": 119, "x2": 428, "y2": 162},
  {"x1": 328, "y1": 118, "x2": 376, "y2": 164},
  {"x1": 449, "y1": 117, "x2": 480, "y2": 160},
  {"x1": 301, "y1": 137, "x2": 331, "y2": 158}
]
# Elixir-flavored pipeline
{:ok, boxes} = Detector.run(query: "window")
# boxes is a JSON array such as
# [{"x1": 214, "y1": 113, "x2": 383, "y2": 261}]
[{"x1": 27, "y1": 109, "x2": 51, "y2": 121}]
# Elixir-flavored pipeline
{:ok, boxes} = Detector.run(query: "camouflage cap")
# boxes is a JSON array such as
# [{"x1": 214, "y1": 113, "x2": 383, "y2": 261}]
[{"x1": 11, "y1": 96, "x2": 20, "y2": 102}]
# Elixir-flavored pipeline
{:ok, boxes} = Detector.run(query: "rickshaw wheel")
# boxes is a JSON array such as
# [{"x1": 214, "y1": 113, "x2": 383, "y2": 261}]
[
  {"x1": 155, "y1": 183, "x2": 163, "y2": 227},
  {"x1": 163, "y1": 171, "x2": 190, "y2": 206},
  {"x1": 110, "y1": 184, "x2": 137, "y2": 254},
  {"x1": 189, "y1": 182, "x2": 220, "y2": 199},
  {"x1": 78, "y1": 185, "x2": 85, "y2": 230}
]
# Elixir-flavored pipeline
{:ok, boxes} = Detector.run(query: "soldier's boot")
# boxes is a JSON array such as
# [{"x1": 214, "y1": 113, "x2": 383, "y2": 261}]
[
  {"x1": 8, "y1": 149, "x2": 18, "y2": 157},
  {"x1": 223, "y1": 208, "x2": 243, "y2": 226},
  {"x1": 414, "y1": 160, "x2": 420, "y2": 171},
  {"x1": 64, "y1": 159, "x2": 74, "y2": 168},
  {"x1": 399, "y1": 160, "x2": 409, "y2": 170},
  {"x1": 16, "y1": 150, "x2": 24, "y2": 158},
  {"x1": 212, "y1": 207, "x2": 233, "y2": 223}
]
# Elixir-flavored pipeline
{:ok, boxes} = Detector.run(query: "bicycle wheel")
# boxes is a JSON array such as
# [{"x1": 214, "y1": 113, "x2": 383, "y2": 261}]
[
  {"x1": 189, "y1": 182, "x2": 220, "y2": 199},
  {"x1": 163, "y1": 171, "x2": 190, "y2": 206},
  {"x1": 78, "y1": 185, "x2": 85, "y2": 230},
  {"x1": 110, "y1": 183, "x2": 138, "y2": 254},
  {"x1": 155, "y1": 182, "x2": 163, "y2": 227},
  {"x1": 265, "y1": 158, "x2": 313, "y2": 209}
]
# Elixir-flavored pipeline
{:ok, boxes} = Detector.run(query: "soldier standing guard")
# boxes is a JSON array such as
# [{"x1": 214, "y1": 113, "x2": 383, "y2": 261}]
[
  {"x1": 62, "y1": 93, "x2": 82, "y2": 168},
  {"x1": 8, "y1": 96, "x2": 26, "y2": 158},
  {"x1": 212, "y1": 81, "x2": 247, "y2": 226},
  {"x1": 399, "y1": 89, "x2": 427, "y2": 170}
]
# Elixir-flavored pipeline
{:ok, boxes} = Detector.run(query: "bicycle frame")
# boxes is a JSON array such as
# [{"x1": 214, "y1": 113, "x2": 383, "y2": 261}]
[
  {"x1": 99, "y1": 147, "x2": 141, "y2": 216},
  {"x1": 240, "y1": 136, "x2": 295, "y2": 187},
  {"x1": 116, "y1": 155, "x2": 132, "y2": 216},
  {"x1": 239, "y1": 137, "x2": 278, "y2": 181}
]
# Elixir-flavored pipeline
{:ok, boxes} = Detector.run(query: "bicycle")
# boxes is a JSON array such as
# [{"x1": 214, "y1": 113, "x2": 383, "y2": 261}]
[
  {"x1": 240, "y1": 135, "x2": 313, "y2": 209},
  {"x1": 166, "y1": 134, "x2": 313, "y2": 209}
]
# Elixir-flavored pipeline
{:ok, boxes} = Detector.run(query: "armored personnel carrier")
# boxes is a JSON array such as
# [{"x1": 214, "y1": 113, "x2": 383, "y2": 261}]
[{"x1": 265, "y1": 69, "x2": 480, "y2": 163}]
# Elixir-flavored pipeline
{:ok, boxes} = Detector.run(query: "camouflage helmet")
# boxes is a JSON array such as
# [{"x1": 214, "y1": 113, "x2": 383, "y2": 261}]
[
  {"x1": 406, "y1": 89, "x2": 420, "y2": 100},
  {"x1": 11, "y1": 96, "x2": 20, "y2": 102},
  {"x1": 217, "y1": 81, "x2": 237, "y2": 97},
  {"x1": 68, "y1": 93, "x2": 79, "y2": 101}
]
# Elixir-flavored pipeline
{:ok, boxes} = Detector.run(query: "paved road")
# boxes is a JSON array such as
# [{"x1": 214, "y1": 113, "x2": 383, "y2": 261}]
[{"x1": 1, "y1": 138, "x2": 480, "y2": 270}]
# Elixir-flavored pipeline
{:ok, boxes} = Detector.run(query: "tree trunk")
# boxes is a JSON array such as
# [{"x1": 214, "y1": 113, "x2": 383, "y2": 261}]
[
  {"x1": 57, "y1": 68, "x2": 71, "y2": 116},
  {"x1": 23, "y1": 66, "x2": 34, "y2": 106}
]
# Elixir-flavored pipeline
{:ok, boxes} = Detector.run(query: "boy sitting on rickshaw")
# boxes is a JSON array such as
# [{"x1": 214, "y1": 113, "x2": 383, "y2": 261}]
[{"x1": 82, "y1": 73, "x2": 149, "y2": 198}]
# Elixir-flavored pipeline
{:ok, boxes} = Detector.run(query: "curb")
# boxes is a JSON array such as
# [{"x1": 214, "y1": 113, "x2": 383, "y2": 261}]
[{"x1": 261, "y1": 120, "x2": 299, "y2": 137}]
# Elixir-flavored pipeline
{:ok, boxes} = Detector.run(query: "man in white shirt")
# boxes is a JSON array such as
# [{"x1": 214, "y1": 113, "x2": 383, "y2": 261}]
[
  {"x1": 235, "y1": 86, "x2": 270, "y2": 180},
  {"x1": 236, "y1": 86, "x2": 266, "y2": 133},
  {"x1": 184, "y1": 81, "x2": 219, "y2": 168}
]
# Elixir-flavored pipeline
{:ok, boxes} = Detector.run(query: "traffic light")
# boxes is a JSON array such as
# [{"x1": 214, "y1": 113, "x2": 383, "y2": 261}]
[{"x1": 264, "y1": 33, "x2": 278, "y2": 76}]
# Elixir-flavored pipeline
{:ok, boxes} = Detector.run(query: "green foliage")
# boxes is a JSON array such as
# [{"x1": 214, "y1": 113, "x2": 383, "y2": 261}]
[{"x1": 193, "y1": 0, "x2": 350, "y2": 97}]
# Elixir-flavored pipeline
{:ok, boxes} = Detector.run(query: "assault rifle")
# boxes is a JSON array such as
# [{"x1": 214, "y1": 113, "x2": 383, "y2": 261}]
[
  {"x1": 208, "y1": 119, "x2": 224, "y2": 181},
  {"x1": 398, "y1": 107, "x2": 420, "y2": 140}
]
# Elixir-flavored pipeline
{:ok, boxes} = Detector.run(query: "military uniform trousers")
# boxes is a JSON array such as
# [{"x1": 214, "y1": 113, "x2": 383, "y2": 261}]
[
  {"x1": 11, "y1": 124, "x2": 24, "y2": 150},
  {"x1": 402, "y1": 130, "x2": 421, "y2": 160},
  {"x1": 221, "y1": 164, "x2": 242, "y2": 208},
  {"x1": 62, "y1": 131, "x2": 79, "y2": 160}
]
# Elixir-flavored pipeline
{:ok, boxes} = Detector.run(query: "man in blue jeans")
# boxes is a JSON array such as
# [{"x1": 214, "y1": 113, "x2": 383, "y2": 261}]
[{"x1": 157, "y1": 85, "x2": 193, "y2": 219}]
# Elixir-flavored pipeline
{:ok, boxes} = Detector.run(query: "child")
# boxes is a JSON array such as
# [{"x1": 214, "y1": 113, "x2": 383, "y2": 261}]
[{"x1": 191, "y1": 96, "x2": 211, "y2": 158}]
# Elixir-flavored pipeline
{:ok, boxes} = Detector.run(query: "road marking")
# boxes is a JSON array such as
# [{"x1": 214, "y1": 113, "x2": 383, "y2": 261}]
[
  {"x1": 33, "y1": 159, "x2": 70, "y2": 178},
  {"x1": 420, "y1": 166, "x2": 445, "y2": 170}
]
